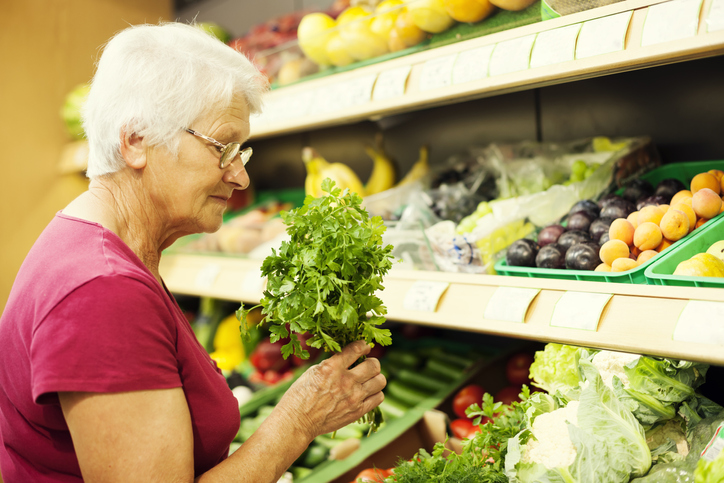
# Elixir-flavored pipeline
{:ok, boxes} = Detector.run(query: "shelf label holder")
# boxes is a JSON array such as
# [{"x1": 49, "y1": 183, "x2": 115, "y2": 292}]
[
  {"x1": 576, "y1": 10, "x2": 632, "y2": 59},
  {"x1": 550, "y1": 291, "x2": 613, "y2": 331},
  {"x1": 641, "y1": 0, "x2": 704, "y2": 46},
  {"x1": 484, "y1": 286, "x2": 541, "y2": 323},
  {"x1": 673, "y1": 300, "x2": 724, "y2": 344},
  {"x1": 403, "y1": 280, "x2": 450, "y2": 312}
]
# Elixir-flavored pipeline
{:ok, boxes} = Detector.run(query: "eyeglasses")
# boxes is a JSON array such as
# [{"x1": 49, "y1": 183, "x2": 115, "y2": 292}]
[{"x1": 185, "y1": 128, "x2": 252, "y2": 169}]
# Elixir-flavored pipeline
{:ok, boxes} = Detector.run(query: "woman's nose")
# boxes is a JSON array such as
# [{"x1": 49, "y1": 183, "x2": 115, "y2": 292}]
[{"x1": 223, "y1": 161, "x2": 250, "y2": 190}]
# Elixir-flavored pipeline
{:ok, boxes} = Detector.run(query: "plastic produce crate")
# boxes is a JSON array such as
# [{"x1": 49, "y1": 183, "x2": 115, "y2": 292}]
[
  {"x1": 645, "y1": 211, "x2": 724, "y2": 288},
  {"x1": 494, "y1": 160, "x2": 724, "y2": 284}
]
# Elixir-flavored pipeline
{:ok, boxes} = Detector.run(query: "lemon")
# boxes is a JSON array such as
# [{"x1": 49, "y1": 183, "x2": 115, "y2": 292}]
[
  {"x1": 443, "y1": 0, "x2": 496, "y2": 22},
  {"x1": 297, "y1": 12, "x2": 337, "y2": 66},
  {"x1": 674, "y1": 253, "x2": 724, "y2": 278},
  {"x1": 325, "y1": 32, "x2": 356, "y2": 67},
  {"x1": 213, "y1": 313, "x2": 245, "y2": 353},
  {"x1": 370, "y1": 0, "x2": 405, "y2": 40},
  {"x1": 209, "y1": 347, "x2": 244, "y2": 371},
  {"x1": 706, "y1": 240, "x2": 724, "y2": 262},
  {"x1": 408, "y1": 0, "x2": 457, "y2": 33},
  {"x1": 337, "y1": 6, "x2": 389, "y2": 61}
]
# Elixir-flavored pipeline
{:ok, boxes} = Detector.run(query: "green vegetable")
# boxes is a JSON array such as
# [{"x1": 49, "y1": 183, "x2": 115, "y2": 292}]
[
  {"x1": 386, "y1": 380, "x2": 432, "y2": 407},
  {"x1": 60, "y1": 83, "x2": 90, "y2": 138},
  {"x1": 395, "y1": 368, "x2": 449, "y2": 393},
  {"x1": 528, "y1": 343, "x2": 586, "y2": 399},
  {"x1": 379, "y1": 395, "x2": 410, "y2": 419},
  {"x1": 302, "y1": 443, "x2": 330, "y2": 468},
  {"x1": 386, "y1": 387, "x2": 532, "y2": 483},
  {"x1": 695, "y1": 447, "x2": 724, "y2": 483},
  {"x1": 386, "y1": 350, "x2": 421, "y2": 369},
  {"x1": 425, "y1": 358, "x2": 465, "y2": 382},
  {"x1": 418, "y1": 346, "x2": 476, "y2": 368},
  {"x1": 237, "y1": 179, "x2": 395, "y2": 433},
  {"x1": 506, "y1": 358, "x2": 652, "y2": 482}
]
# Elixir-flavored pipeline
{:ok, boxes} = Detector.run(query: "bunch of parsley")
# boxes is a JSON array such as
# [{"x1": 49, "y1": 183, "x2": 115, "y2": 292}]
[
  {"x1": 237, "y1": 179, "x2": 395, "y2": 431},
  {"x1": 386, "y1": 387, "x2": 532, "y2": 482}
]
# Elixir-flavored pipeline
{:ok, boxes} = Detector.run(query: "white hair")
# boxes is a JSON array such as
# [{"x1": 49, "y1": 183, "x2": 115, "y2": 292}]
[{"x1": 82, "y1": 22, "x2": 268, "y2": 178}]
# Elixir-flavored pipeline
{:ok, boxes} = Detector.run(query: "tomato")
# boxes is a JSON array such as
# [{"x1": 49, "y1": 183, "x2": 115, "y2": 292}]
[
  {"x1": 450, "y1": 418, "x2": 475, "y2": 439},
  {"x1": 354, "y1": 467, "x2": 390, "y2": 482},
  {"x1": 495, "y1": 385, "x2": 522, "y2": 405},
  {"x1": 506, "y1": 352, "x2": 534, "y2": 385},
  {"x1": 250, "y1": 339, "x2": 290, "y2": 373},
  {"x1": 452, "y1": 384, "x2": 485, "y2": 419}
]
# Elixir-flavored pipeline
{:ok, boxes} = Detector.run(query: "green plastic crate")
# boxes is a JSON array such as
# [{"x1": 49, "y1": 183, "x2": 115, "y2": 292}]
[
  {"x1": 645, "y1": 212, "x2": 724, "y2": 288},
  {"x1": 494, "y1": 160, "x2": 724, "y2": 284}
]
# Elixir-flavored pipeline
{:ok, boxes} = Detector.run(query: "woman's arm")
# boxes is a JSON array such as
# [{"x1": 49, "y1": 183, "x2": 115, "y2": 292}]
[{"x1": 59, "y1": 340, "x2": 386, "y2": 483}]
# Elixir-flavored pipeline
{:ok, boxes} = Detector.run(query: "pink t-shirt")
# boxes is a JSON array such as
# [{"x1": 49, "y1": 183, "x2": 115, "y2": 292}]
[{"x1": 0, "y1": 213, "x2": 240, "y2": 482}]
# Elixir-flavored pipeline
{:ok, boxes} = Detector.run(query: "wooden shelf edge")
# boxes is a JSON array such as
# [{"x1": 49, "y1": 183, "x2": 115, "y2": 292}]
[{"x1": 160, "y1": 253, "x2": 724, "y2": 365}]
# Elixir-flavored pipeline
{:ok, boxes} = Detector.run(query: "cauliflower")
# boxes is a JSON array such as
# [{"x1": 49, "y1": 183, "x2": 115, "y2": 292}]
[
  {"x1": 523, "y1": 401, "x2": 580, "y2": 469},
  {"x1": 592, "y1": 350, "x2": 641, "y2": 389}
]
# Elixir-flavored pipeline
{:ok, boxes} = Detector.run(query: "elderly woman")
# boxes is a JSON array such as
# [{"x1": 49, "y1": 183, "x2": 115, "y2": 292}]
[{"x1": 0, "y1": 22, "x2": 386, "y2": 482}]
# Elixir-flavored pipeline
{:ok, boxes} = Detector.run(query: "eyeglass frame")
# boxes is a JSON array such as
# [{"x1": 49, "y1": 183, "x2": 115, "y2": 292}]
[{"x1": 185, "y1": 128, "x2": 252, "y2": 169}]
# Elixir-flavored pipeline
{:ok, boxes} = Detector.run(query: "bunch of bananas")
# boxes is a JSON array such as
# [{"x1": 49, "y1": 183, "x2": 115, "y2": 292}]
[{"x1": 302, "y1": 135, "x2": 430, "y2": 198}]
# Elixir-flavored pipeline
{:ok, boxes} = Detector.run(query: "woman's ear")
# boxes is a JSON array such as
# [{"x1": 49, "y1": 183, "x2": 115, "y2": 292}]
[{"x1": 119, "y1": 128, "x2": 147, "y2": 170}]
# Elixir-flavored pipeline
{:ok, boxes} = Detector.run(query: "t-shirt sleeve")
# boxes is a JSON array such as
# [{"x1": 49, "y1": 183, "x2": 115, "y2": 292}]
[{"x1": 31, "y1": 275, "x2": 182, "y2": 404}]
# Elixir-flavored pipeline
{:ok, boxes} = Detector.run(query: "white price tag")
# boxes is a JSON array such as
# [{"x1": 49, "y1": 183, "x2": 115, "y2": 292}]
[
  {"x1": 483, "y1": 287, "x2": 541, "y2": 323},
  {"x1": 341, "y1": 73, "x2": 378, "y2": 108},
  {"x1": 286, "y1": 89, "x2": 315, "y2": 120},
  {"x1": 641, "y1": 0, "x2": 703, "y2": 46},
  {"x1": 373, "y1": 65, "x2": 412, "y2": 101},
  {"x1": 488, "y1": 34, "x2": 536, "y2": 77},
  {"x1": 708, "y1": 0, "x2": 724, "y2": 32},
  {"x1": 550, "y1": 291, "x2": 613, "y2": 331},
  {"x1": 673, "y1": 300, "x2": 724, "y2": 344},
  {"x1": 403, "y1": 280, "x2": 450, "y2": 312},
  {"x1": 576, "y1": 11, "x2": 632, "y2": 59},
  {"x1": 452, "y1": 45, "x2": 495, "y2": 84},
  {"x1": 419, "y1": 54, "x2": 458, "y2": 91},
  {"x1": 530, "y1": 24, "x2": 582, "y2": 69},
  {"x1": 242, "y1": 269, "x2": 267, "y2": 295},
  {"x1": 195, "y1": 263, "x2": 221, "y2": 290}
]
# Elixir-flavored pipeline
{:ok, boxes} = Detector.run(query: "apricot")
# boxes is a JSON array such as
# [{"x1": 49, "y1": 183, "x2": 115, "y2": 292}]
[
  {"x1": 595, "y1": 263, "x2": 612, "y2": 272},
  {"x1": 631, "y1": 246, "x2": 642, "y2": 258},
  {"x1": 627, "y1": 211, "x2": 639, "y2": 229},
  {"x1": 609, "y1": 218, "x2": 635, "y2": 246},
  {"x1": 671, "y1": 202, "x2": 697, "y2": 232},
  {"x1": 659, "y1": 208, "x2": 690, "y2": 241},
  {"x1": 599, "y1": 239, "x2": 630, "y2": 266},
  {"x1": 709, "y1": 169, "x2": 724, "y2": 182},
  {"x1": 692, "y1": 187, "x2": 722, "y2": 219},
  {"x1": 691, "y1": 172, "x2": 720, "y2": 195},
  {"x1": 637, "y1": 250, "x2": 658, "y2": 264},
  {"x1": 637, "y1": 205, "x2": 665, "y2": 226},
  {"x1": 695, "y1": 217, "x2": 709, "y2": 229},
  {"x1": 670, "y1": 190, "x2": 693, "y2": 206},
  {"x1": 658, "y1": 204, "x2": 670, "y2": 213},
  {"x1": 611, "y1": 257, "x2": 639, "y2": 272},
  {"x1": 656, "y1": 237, "x2": 675, "y2": 253},
  {"x1": 633, "y1": 222, "x2": 663, "y2": 251}
]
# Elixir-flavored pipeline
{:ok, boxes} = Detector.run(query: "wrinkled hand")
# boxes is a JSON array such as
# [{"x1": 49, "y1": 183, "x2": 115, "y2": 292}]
[{"x1": 275, "y1": 340, "x2": 386, "y2": 442}]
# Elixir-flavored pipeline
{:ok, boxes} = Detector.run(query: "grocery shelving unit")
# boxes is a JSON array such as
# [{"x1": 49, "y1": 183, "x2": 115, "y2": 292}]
[{"x1": 161, "y1": 0, "x2": 724, "y2": 366}]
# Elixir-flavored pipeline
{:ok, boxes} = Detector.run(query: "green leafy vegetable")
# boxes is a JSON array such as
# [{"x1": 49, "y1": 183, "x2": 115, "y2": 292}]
[
  {"x1": 695, "y1": 446, "x2": 724, "y2": 483},
  {"x1": 528, "y1": 343, "x2": 586, "y2": 399},
  {"x1": 386, "y1": 387, "x2": 532, "y2": 483},
  {"x1": 237, "y1": 179, "x2": 395, "y2": 432}
]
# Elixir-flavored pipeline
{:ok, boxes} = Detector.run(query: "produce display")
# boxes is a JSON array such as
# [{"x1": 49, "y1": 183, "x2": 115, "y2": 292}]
[
  {"x1": 375, "y1": 343, "x2": 724, "y2": 483},
  {"x1": 502, "y1": 164, "x2": 724, "y2": 280}
]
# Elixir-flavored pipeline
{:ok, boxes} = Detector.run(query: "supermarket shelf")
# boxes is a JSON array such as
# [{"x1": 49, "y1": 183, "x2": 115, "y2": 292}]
[
  {"x1": 159, "y1": 253, "x2": 724, "y2": 365},
  {"x1": 249, "y1": 0, "x2": 724, "y2": 140}
]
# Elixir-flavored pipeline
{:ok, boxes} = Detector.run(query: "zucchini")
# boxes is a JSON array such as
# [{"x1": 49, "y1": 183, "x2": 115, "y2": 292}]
[
  {"x1": 396, "y1": 368, "x2": 449, "y2": 393},
  {"x1": 425, "y1": 358, "x2": 467, "y2": 381},
  {"x1": 379, "y1": 395, "x2": 410, "y2": 419},
  {"x1": 386, "y1": 380, "x2": 433, "y2": 407},
  {"x1": 419, "y1": 346, "x2": 476, "y2": 368},
  {"x1": 386, "y1": 350, "x2": 421, "y2": 369}
]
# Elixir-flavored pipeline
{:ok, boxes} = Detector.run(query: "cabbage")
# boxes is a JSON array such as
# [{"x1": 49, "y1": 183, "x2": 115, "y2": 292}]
[
  {"x1": 60, "y1": 83, "x2": 90, "y2": 138},
  {"x1": 695, "y1": 449, "x2": 724, "y2": 483},
  {"x1": 529, "y1": 344, "x2": 588, "y2": 399},
  {"x1": 506, "y1": 358, "x2": 651, "y2": 483}
]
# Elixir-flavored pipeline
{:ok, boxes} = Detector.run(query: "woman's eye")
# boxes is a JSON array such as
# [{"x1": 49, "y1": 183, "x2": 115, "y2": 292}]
[{"x1": 215, "y1": 146, "x2": 224, "y2": 153}]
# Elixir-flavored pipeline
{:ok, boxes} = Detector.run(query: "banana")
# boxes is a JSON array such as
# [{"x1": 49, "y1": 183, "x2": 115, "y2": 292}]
[
  {"x1": 302, "y1": 147, "x2": 366, "y2": 198},
  {"x1": 364, "y1": 134, "x2": 397, "y2": 196},
  {"x1": 396, "y1": 145, "x2": 429, "y2": 187}
]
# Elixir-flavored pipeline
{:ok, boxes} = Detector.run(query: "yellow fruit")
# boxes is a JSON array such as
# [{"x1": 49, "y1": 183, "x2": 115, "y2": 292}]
[
  {"x1": 707, "y1": 240, "x2": 724, "y2": 262},
  {"x1": 396, "y1": 145, "x2": 430, "y2": 187},
  {"x1": 297, "y1": 13, "x2": 337, "y2": 66},
  {"x1": 337, "y1": 6, "x2": 389, "y2": 61},
  {"x1": 370, "y1": 0, "x2": 405, "y2": 40},
  {"x1": 325, "y1": 32, "x2": 355, "y2": 67},
  {"x1": 611, "y1": 257, "x2": 639, "y2": 272},
  {"x1": 388, "y1": 10, "x2": 427, "y2": 51},
  {"x1": 213, "y1": 314, "x2": 245, "y2": 352},
  {"x1": 364, "y1": 134, "x2": 397, "y2": 196},
  {"x1": 303, "y1": 147, "x2": 365, "y2": 197},
  {"x1": 408, "y1": 0, "x2": 457, "y2": 33},
  {"x1": 674, "y1": 252, "x2": 724, "y2": 278},
  {"x1": 443, "y1": 0, "x2": 496, "y2": 22},
  {"x1": 209, "y1": 348, "x2": 244, "y2": 371}
]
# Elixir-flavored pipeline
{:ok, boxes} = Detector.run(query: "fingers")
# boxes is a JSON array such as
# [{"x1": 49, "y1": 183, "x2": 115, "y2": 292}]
[
  {"x1": 361, "y1": 372, "x2": 387, "y2": 396},
  {"x1": 349, "y1": 356, "x2": 381, "y2": 383},
  {"x1": 336, "y1": 340, "x2": 371, "y2": 369}
]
